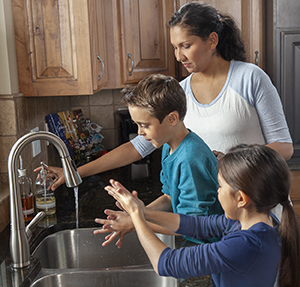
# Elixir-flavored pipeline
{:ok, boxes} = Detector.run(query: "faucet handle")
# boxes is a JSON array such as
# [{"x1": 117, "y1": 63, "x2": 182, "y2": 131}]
[{"x1": 25, "y1": 211, "x2": 45, "y2": 240}]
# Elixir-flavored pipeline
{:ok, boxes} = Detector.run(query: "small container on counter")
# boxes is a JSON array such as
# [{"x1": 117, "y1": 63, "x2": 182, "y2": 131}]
[
  {"x1": 18, "y1": 156, "x2": 35, "y2": 222},
  {"x1": 35, "y1": 162, "x2": 56, "y2": 216}
]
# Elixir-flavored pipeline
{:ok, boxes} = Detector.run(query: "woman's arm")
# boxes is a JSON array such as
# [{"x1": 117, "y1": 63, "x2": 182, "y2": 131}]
[
  {"x1": 267, "y1": 142, "x2": 293, "y2": 160},
  {"x1": 250, "y1": 65, "x2": 293, "y2": 160},
  {"x1": 214, "y1": 142, "x2": 293, "y2": 161}
]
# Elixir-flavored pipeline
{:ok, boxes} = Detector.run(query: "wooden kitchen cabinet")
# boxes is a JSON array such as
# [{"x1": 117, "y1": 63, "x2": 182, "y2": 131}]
[
  {"x1": 12, "y1": 0, "x2": 108, "y2": 96},
  {"x1": 89, "y1": 0, "x2": 109, "y2": 91},
  {"x1": 116, "y1": 0, "x2": 176, "y2": 85},
  {"x1": 176, "y1": 0, "x2": 265, "y2": 79},
  {"x1": 12, "y1": 0, "x2": 177, "y2": 96}
]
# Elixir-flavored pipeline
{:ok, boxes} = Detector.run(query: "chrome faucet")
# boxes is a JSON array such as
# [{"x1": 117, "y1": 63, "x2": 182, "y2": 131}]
[{"x1": 8, "y1": 131, "x2": 82, "y2": 268}]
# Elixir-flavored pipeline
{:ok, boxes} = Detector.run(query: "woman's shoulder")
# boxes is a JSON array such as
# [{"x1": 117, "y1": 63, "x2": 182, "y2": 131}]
[
  {"x1": 229, "y1": 61, "x2": 274, "y2": 102},
  {"x1": 231, "y1": 60, "x2": 268, "y2": 79}
]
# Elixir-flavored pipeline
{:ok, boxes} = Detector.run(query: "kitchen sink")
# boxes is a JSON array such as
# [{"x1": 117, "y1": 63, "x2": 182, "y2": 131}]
[
  {"x1": 32, "y1": 228, "x2": 174, "y2": 269},
  {"x1": 30, "y1": 270, "x2": 173, "y2": 287},
  {"x1": 30, "y1": 228, "x2": 177, "y2": 286}
]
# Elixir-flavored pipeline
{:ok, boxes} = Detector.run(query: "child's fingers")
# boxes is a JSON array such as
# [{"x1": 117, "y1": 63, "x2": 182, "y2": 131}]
[
  {"x1": 116, "y1": 201, "x2": 125, "y2": 211},
  {"x1": 102, "y1": 232, "x2": 118, "y2": 247},
  {"x1": 132, "y1": 190, "x2": 139, "y2": 199},
  {"x1": 104, "y1": 209, "x2": 118, "y2": 219}
]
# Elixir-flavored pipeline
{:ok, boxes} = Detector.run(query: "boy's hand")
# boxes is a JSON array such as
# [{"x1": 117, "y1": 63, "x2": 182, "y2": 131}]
[
  {"x1": 34, "y1": 165, "x2": 65, "y2": 191},
  {"x1": 94, "y1": 209, "x2": 134, "y2": 248}
]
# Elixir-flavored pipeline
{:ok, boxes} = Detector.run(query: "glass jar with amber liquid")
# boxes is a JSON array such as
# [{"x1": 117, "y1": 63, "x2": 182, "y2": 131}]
[{"x1": 18, "y1": 156, "x2": 35, "y2": 222}]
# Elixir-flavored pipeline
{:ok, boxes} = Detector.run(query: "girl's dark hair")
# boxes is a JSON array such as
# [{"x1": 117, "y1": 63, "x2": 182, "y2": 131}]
[
  {"x1": 121, "y1": 74, "x2": 186, "y2": 123},
  {"x1": 219, "y1": 144, "x2": 300, "y2": 287},
  {"x1": 169, "y1": 2, "x2": 246, "y2": 61}
]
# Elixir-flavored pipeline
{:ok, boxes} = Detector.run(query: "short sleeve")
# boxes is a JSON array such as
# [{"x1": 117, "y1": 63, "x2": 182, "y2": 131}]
[{"x1": 130, "y1": 135, "x2": 156, "y2": 157}]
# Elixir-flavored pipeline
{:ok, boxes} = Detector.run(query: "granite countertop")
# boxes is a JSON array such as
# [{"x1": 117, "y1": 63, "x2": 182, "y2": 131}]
[{"x1": 0, "y1": 150, "x2": 212, "y2": 287}]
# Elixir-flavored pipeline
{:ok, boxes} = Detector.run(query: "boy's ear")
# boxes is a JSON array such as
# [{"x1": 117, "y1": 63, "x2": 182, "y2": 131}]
[
  {"x1": 237, "y1": 190, "x2": 250, "y2": 208},
  {"x1": 168, "y1": 111, "x2": 179, "y2": 126}
]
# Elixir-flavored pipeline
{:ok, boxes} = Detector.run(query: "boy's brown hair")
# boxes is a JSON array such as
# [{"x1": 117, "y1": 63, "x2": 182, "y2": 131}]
[{"x1": 121, "y1": 74, "x2": 186, "y2": 123}]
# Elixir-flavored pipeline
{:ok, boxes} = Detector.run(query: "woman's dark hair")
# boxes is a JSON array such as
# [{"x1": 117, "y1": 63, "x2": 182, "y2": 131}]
[
  {"x1": 121, "y1": 74, "x2": 186, "y2": 123},
  {"x1": 219, "y1": 144, "x2": 300, "y2": 287},
  {"x1": 169, "y1": 2, "x2": 246, "y2": 61}
]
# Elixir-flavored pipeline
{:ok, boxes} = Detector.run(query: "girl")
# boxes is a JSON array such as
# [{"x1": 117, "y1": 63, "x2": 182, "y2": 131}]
[{"x1": 104, "y1": 144, "x2": 300, "y2": 287}]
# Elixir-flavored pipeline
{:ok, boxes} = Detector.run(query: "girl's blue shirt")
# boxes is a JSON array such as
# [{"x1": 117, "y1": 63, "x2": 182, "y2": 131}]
[{"x1": 158, "y1": 214, "x2": 280, "y2": 287}]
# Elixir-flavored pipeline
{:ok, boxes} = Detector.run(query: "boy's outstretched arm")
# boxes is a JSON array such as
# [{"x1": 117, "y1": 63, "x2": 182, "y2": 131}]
[{"x1": 34, "y1": 141, "x2": 142, "y2": 190}]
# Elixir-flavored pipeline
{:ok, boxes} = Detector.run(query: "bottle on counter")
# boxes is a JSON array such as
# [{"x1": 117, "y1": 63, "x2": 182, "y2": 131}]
[
  {"x1": 35, "y1": 162, "x2": 56, "y2": 216},
  {"x1": 18, "y1": 156, "x2": 35, "y2": 222}
]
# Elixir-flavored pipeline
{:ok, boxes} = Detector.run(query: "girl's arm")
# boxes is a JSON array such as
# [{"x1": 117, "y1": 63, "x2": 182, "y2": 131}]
[
  {"x1": 94, "y1": 190, "x2": 175, "y2": 248},
  {"x1": 104, "y1": 179, "x2": 180, "y2": 272},
  {"x1": 129, "y1": 210, "x2": 170, "y2": 273}
]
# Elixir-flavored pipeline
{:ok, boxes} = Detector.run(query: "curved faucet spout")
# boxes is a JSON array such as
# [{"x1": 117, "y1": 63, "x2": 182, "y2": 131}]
[{"x1": 8, "y1": 131, "x2": 82, "y2": 268}]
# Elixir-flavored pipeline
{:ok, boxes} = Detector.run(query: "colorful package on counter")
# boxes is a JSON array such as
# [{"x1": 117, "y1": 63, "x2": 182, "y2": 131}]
[{"x1": 45, "y1": 109, "x2": 106, "y2": 166}]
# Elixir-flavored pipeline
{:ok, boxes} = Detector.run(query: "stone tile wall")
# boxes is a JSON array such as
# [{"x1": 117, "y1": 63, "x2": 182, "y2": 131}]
[{"x1": 0, "y1": 88, "x2": 125, "y2": 232}]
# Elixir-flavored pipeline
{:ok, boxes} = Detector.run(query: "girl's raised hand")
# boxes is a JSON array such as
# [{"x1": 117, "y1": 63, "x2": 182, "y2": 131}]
[{"x1": 104, "y1": 179, "x2": 145, "y2": 217}]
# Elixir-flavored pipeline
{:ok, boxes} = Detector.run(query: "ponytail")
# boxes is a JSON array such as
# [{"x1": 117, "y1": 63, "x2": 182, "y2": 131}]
[
  {"x1": 217, "y1": 14, "x2": 246, "y2": 61},
  {"x1": 278, "y1": 203, "x2": 300, "y2": 287}
]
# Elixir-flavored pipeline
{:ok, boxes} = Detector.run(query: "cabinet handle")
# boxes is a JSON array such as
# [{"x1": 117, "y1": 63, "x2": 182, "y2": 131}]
[
  {"x1": 97, "y1": 54, "x2": 105, "y2": 81},
  {"x1": 254, "y1": 51, "x2": 259, "y2": 65},
  {"x1": 128, "y1": 53, "x2": 134, "y2": 76}
]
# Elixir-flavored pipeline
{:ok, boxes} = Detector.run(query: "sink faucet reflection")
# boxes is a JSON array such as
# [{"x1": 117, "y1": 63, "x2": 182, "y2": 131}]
[{"x1": 8, "y1": 131, "x2": 82, "y2": 268}]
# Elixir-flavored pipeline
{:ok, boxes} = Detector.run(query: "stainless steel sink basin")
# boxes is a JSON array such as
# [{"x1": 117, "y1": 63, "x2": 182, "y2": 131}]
[
  {"x1": 30, "y1": 228, "x2": 177, "y2": 286},
  {"x1": 32, "y1": 228, "x2": 174, "y2": 269},
  {"x1": 30, "y1": 270, "x2": 174, "y2": 287}
]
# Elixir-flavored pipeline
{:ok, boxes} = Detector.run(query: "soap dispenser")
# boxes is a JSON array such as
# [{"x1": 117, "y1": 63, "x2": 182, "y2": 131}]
[
  {"x1": 35, "y1": 162, "x2": 56, "y2": 216},
  {"x1": 18, "y1": 155, "x2": 35, "y2": 222}
]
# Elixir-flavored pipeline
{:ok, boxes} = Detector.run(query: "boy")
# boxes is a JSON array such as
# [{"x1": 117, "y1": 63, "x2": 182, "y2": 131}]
[{"x1": 95, "y1": 74, "x2": 223, "y2": 246}]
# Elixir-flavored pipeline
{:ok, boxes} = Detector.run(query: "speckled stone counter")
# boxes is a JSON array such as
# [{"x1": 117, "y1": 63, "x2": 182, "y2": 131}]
[{"x1": 0, "y1": 150, "x2": 212, "y2": 287}]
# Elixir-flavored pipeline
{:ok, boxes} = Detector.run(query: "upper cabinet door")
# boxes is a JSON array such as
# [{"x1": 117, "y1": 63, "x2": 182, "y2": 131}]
[
  {"x1": 12, "y1": 0, "x2": 176, "y2": 95},
  {"x1": 119, "y1": 0, "x2": 176, "y2": 84},
  {"x1": 89, "y1": 0, "x2": 108, "y2": 91},
  {"x1": 12, "y1": 0, "x2": 108, "y2": 96}
]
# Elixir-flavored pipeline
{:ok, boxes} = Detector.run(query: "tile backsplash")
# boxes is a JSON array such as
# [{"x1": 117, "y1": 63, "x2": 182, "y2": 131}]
[{"x1": 0, "y1": 89, "x2": 125, "y2": 223}]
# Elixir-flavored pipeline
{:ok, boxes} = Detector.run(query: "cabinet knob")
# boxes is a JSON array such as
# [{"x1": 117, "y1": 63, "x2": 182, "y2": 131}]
[
  {"x1": 128, "y1": 53, "x2": 134, "y2": 76},
  {"x1": 255, "y1": 51, "x2": 259, "y2": 66},
  {"x1": 97, "y1": 54, "x2": 105, "y2": 81}
]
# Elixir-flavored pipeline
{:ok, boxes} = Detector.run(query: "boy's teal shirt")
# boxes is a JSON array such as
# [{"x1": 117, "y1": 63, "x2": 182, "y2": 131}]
[{"x1": 160, "y1": 131, "x2": 223, "y2": 218}]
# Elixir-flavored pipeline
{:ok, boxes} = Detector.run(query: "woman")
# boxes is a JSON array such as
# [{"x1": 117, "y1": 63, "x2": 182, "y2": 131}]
[
  {"x1": 41, "y1": 2, "x2": 293, "y2": 191},
  {"x1": 130, "y1": 1, "x2": 293, "y2": 160},
  {"x1": 103, "y1": 144, "x2": 300, "y2": 287}
]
